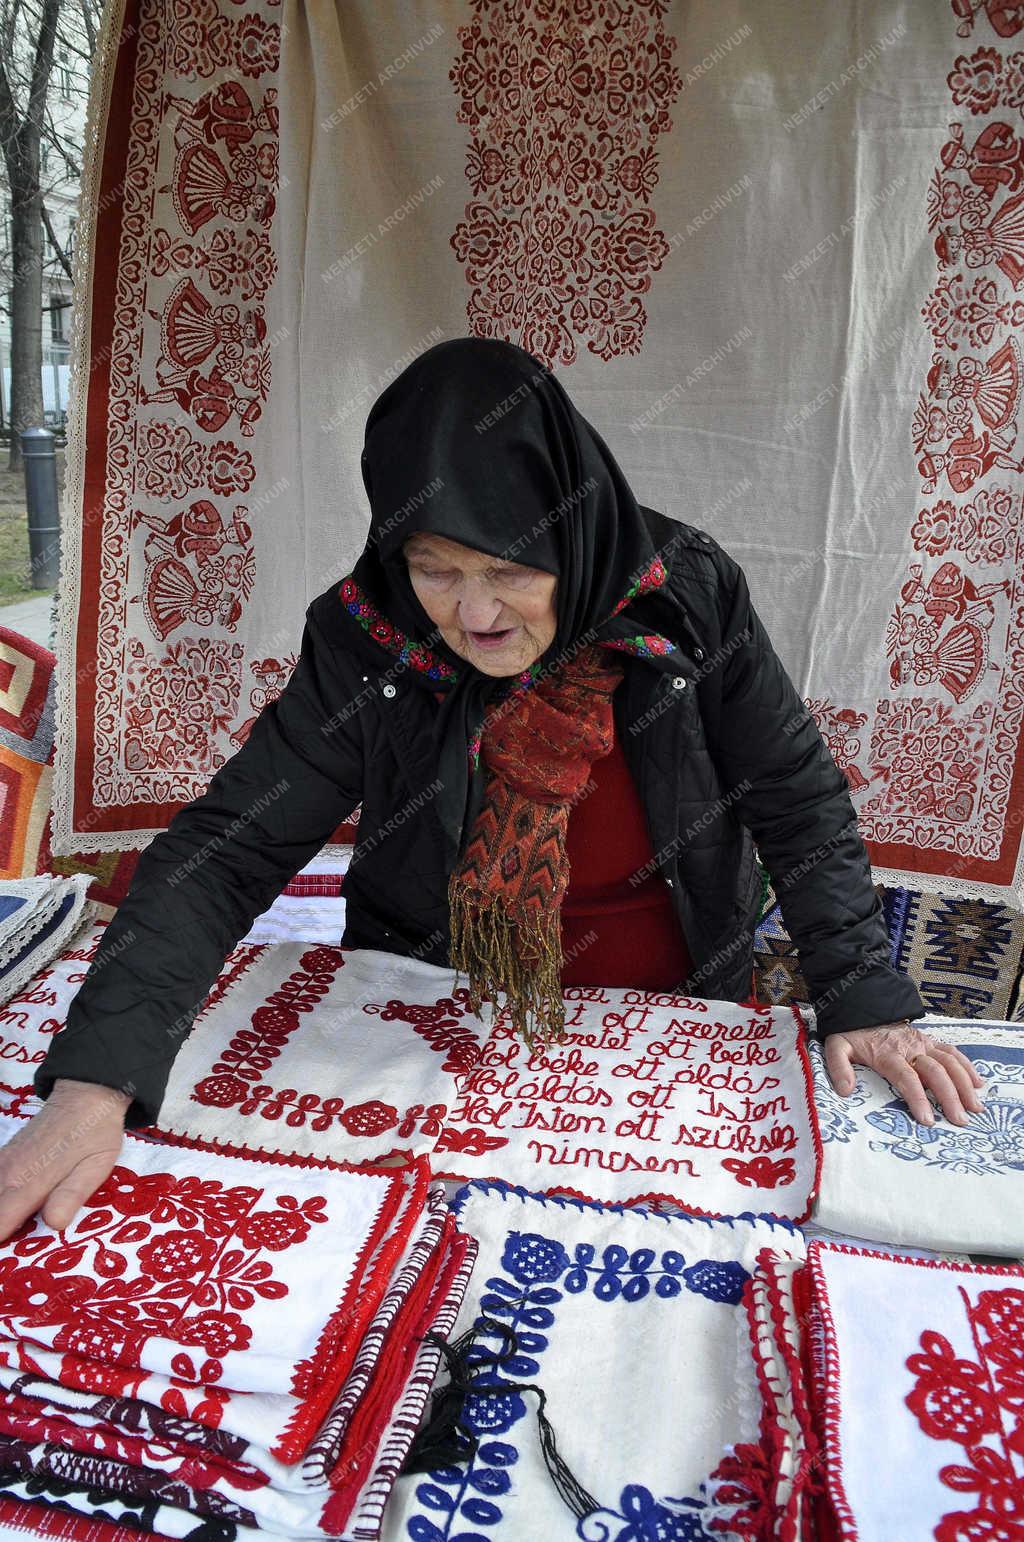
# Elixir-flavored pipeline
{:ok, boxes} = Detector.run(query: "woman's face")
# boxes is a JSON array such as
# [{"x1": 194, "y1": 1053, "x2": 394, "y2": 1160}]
[{"x1": 403, "y1": 531, "x2": 558, "y2": 676}]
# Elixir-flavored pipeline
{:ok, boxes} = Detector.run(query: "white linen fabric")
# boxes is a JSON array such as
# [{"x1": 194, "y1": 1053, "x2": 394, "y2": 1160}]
[
  {"x1": 805, "y1": 1240, "x2": 1024, "y2": 1542},
  {"x1": 156, "y1": 944, "x2": 489, "y2": 1163},
  {"x1": 381, "y1": 1180, "x2": 805, "y2": 1540},
  {"x1": 437, "y1": 991, "x2": 820, "y2": 1217},
  {"x1": 810, "y1": 1016, "x2": 1024, "y2": 1256}
]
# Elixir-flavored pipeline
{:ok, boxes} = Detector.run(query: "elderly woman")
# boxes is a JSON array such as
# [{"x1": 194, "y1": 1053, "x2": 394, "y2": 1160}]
[{"x1": 0, "y1": 337, "x2": 983, "y2": 1238}]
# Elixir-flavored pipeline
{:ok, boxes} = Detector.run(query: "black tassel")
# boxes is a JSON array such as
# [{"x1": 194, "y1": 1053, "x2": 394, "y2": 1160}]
[
  {"x1": 400, "y1": 1309, "x2": 598, "y2": 1522},
  {"x1": 401, "y1": 1316, "x2": 518, "y2": 1474}
]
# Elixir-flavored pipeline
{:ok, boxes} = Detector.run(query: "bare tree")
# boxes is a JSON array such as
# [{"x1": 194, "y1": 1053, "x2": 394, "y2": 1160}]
[{"x1": 0, "y1": 0, "x2": 101, "y2": 470}]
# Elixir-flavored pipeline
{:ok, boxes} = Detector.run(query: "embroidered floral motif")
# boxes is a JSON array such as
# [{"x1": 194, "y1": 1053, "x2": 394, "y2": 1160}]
[
  {"x1": 0, "y1": 1164, "x2": 318, "y2": 1391},
  {"x1": 904, "y1": 1284, "x2": 1024, "y2": 1539},
  {"x1": 609, "y1": 555, "x2": 668, "y2": 617},
  {"x1": 337, "y1": 577, "x2": 458, "y2": 682},
  {"x1": 407, "y1": 1220, "x2": 748, "y2": 1540},
  {"x1": 720, "y1": 1155, "x2": 796, "y2": 1189}
]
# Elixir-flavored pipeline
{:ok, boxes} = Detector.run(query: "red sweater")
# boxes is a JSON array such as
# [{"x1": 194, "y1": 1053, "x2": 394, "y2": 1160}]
[
  {"x1": 433, "y1": 691, "x2": 692, "y2": 991},
  {"x1": 560, "y1": 730, "x2": 693, "y2": 989}
]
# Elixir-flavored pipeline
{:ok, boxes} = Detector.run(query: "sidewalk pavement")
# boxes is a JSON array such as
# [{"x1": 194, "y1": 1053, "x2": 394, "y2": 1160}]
[{"x1": 0, "y1": 591, "x2": 55, "y2": 650}]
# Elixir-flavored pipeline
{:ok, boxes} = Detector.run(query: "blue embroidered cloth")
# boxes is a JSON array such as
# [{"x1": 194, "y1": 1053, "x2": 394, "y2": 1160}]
[{"x1": 383, "y1": 1180, "x2": 805, "y2": 1541}]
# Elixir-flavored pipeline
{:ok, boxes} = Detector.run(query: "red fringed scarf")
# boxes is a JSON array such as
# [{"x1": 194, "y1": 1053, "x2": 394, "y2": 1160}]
[{"x1": 447, "y1": 643, "x2": 625, "y2": 1047}]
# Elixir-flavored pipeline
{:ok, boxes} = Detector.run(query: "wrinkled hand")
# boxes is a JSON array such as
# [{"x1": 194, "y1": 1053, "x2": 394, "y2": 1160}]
[
  {"x1": 823, "y1": 1020, "x2": 985, "y2": 1127},
  {"x1": 0, "y1": 1078, "x2": 131, "y2": 1243}
]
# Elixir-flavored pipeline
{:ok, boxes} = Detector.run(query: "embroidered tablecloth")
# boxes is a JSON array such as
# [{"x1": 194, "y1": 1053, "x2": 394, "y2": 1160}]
[
  {"x1": 0, "y1": 1219, "x2": 477, "y2": 1540},
  {"x1": 382, "y1": 1180, "x2": 805, "y2": 1541},
  {"x1": 0, "y1": 1111, "x2": 433, "y2": 1467},
  {"x1": 0, "y1": 1188, "x2": 449, "y2": 1491},
  {"x1": 810, "y1": 1015, "x2": 1024, "y2": 1256},
  {"x1": 435, "y1": 992, "x2": 821, "y2": 1219},
  {"x1": 156, "y1": 944, "x2": 488, "y2": 1164},
  {"x1": 804, "y1": 1240, "x2": 1024, "y2": 1542},
  {"x1": 703, "y1": 1248, "x2": 820, "y2": 1542}
]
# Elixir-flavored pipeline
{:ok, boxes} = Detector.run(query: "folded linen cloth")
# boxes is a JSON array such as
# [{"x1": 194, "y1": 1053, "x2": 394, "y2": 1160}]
[
  {"x1": 0, "y1": 1221, "x2": 477, "y2": 1540},
  {"x1": 0, "y1": 1187, "x2": 452, "y2": 1497},
  {"x1": 155, "y1": 944, "x2": 488, "y2": 1164},
  {"x1": 384, "y1": 1179, "x2": 805, "y2": 1540},
  {"x1": 803, "y1": 1239, "x2": 1024, "y2": 1542},
  {"x1": 809, "y1": 1014, "x2": 1024, "y2": 1255},
  {"x1": 706, "y1": 1239, "x2": 1024, "y2": 1540},
  {"x1": 0, "y1": 875, "x2": 98, "y2": 1010},
  {"x1": 0, "y1": 1111, "x2": 429, "y2": 1463},
  {"x1": 702, "y1": 1248, "x2": 821, "y2": 1542}
]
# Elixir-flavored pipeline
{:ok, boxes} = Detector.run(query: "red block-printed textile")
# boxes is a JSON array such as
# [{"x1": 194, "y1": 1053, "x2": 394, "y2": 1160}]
[{"x1": 435, "y1": 989, "x2": 822, "y2": 1218}]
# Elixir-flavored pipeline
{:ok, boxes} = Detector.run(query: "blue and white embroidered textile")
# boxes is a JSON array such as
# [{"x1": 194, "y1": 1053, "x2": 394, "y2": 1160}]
[
  {"x1": 0, "y1": 874, "x2": 97, "y2": 1006},
  {"x1": 381, "y1": 1180, "x2": 805, "y2": 1542},
  {"x1": 809, "y1": 1016, "x2": 1024, "y2": 1256}
]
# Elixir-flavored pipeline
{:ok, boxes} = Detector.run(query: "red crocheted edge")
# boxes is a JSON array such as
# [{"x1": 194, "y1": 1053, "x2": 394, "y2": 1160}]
[
  {"x1": 806, "y1": 1240, "x2": 1024, "y2": 1542},
  {"x1": 322, "y1": 1215, "x2": 464, "y2": 1533},
  {"x1": 0, "y1": 1493, "x2": 127, "y2": 1541},
  {"x1": 788, "y1": 1001, "x2": 823, "y2": 1223},
  {"x1": 272, "y1": 1158, "x2": 431, "y2": 1462},
  {"x1": 758, "y1": 1248, "x2": 823, "y2": 1542},
  {"x1": 760, "y1": 1250, "x2": 818, "y2": 1460},
  {"x1": 142, "y1": 1122, "x2": 422, "y2": 1175}
]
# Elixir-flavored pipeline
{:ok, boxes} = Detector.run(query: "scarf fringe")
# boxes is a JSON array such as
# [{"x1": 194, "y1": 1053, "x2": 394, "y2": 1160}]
[{"x1": 448, "y1": 869, "x2": 568, "y2": 1049}]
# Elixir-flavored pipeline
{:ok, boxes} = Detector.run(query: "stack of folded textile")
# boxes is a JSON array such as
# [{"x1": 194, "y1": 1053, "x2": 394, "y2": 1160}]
[
  {"x1": 703, "y1": 1238, "x2": 1024, "y2": 1541},
  {"x1": 0, "y1": 1110, "x2": 477, "y2": 1540},
  {"x1": 0, "y1": 876, "x2": 98, "y2": 1008}
]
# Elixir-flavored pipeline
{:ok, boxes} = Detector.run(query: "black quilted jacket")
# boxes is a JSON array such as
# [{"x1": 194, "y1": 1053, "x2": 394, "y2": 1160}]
[{"x1": 35, "y1": 510, "x2": 926, "y2": 1127}]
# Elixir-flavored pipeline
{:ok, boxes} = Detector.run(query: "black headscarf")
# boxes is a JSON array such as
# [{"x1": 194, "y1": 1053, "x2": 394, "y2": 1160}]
[{"x1": 343, "y1": 336, "x2": 691, "y2": 862}]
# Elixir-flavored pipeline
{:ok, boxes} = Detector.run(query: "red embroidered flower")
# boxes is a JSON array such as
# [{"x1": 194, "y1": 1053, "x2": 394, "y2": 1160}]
[
  {"x1": 238, "y1": 1204, "x2": 312, "y2": 1252},
  {"x1": 137, "y1": 1230, "x2": 219, "y2": 1281},
  {"x1": 91, "y1": 1168, "x2": 176, "y2": 1219},
  {"x1": 59, "y1": 1353, "x2": 138, "y2": 1397},
  {"x1": 720, "y1": 1155, "x2": 796, "y2": 1188},
  {"x1": 339, "y1": 1100, "x2": 399, "y2": 1138},
  {"x1": 53, "y1": 1320, "x2": 137, "y2": 1364},
  {"x1": 906, "y1": 1330, "x2": 1000, "y2": 1445},
  {"x1": 194, "y1": 1072, "x2": 249, "y2": 1107},
  {"x1": 0, "y1": 1265, "x2": 96, "y2": 1321},
  {"x1": 178, "y1": 1310, "x2": 252, "y2": 1358},
  {"x1": 974, "y1": 1289, "x2": 1024, "y2": 1348}
]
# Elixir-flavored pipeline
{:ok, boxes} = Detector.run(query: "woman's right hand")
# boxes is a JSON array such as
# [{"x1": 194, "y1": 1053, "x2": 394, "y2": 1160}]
[{"x1": 0, "y1": 1078, "x2": 132, "y2": 1243}]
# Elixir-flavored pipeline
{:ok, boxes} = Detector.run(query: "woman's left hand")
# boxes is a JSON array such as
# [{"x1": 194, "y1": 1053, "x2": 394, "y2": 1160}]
[{"x1": 823, "y1": 1020, "x2": 986, "y2": 1127}]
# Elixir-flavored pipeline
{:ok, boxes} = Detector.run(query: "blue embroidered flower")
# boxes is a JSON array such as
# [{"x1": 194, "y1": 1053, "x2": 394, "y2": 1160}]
[
  {"x1": 501, "y1": 1231, "x2": 571, "y2": 1284},
  {"x1": 577, "y1": 1482, "x2": 713, "y2": 1541},
  {"x1": 681, "y1": 1259, "x2": 749, "y2": 1304}
]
